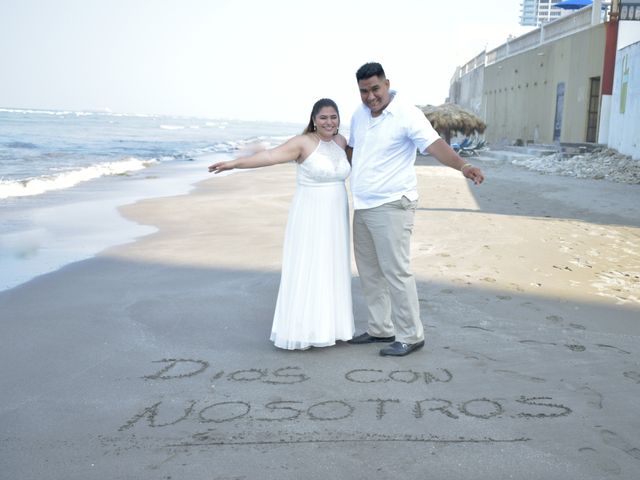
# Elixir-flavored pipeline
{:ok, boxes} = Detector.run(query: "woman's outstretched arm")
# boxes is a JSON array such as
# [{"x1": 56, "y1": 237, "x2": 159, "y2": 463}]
[{"x1": 208, "y1": 136, "x2": 306, "y2": 174}]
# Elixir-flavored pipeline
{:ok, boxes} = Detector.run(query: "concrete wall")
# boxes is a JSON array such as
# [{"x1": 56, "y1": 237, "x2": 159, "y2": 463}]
[
  {"x1": 448, "y1": 51, "x2": 486, "y2": 115},
  {"x1": 608, "y1": 38, "x2": 640, "y2": 159},
  {"x1": 481, "y1": 24, "x2": 606, "y2": 144},
  {"x1": 449, "y1": 65, "x2": 484, "y2": 115}
]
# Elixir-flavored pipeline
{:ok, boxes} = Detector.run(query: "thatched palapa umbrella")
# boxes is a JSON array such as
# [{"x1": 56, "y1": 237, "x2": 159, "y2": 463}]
[{"x1": 420, "y1": 103, "x2": 486, "y2": 145}]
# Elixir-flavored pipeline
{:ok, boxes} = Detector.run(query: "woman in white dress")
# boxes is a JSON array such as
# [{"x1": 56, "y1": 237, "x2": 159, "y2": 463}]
[{"x1": 208, "y1": 99, "x2": 354, "y2": 350}]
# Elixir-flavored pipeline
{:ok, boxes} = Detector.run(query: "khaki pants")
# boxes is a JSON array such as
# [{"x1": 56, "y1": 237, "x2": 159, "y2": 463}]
[{"x1": 353, "y1": 197, "x2": 424, "y2": 344}]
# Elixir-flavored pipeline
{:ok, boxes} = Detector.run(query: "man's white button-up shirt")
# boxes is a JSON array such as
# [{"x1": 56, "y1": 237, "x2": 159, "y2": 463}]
[{"x1": 348, "y1": 91, "x2": 440, "y2": 210}]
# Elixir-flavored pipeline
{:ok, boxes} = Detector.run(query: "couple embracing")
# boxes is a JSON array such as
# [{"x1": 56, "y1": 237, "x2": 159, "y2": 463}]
[{"x1": 209, "y1": 62, "x2": 484, "y2": 357}]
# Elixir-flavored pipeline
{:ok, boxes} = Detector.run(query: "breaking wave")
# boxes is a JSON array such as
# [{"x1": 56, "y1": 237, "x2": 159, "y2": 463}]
[{"x1": 0, "y1": 157, "x2": 158, "y2": 199}]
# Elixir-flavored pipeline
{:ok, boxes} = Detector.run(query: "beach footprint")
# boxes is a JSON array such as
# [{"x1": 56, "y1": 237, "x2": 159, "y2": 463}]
[
  {"x1": 600, "y1": 429, "x2": 640, "y2": 461},
  {"x1": 546, "y1": 314, "x2": 563, "y2": 324},
  {"x1": 565, "y1": 344, "x2": 586, "y2": 352},
  {"x1": 577, "y1": 447, "x2": 622, "y2": 475},
  {"x1": 509, "y1": 282, "x2": 524, "y2": 292},
  {"x1": 578, "y1": 386, "x2": 603, "y2": 409},
  {"x1": 596, "y1": 344, "x2": 630, "y2": 355},
  {"x1": 623, "y1": 371, "x2": 640, "y2": 383}
]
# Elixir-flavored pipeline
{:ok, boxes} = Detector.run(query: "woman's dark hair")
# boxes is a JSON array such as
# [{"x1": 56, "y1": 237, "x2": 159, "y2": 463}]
[
  {"x1": 303, "y1": 98, "x2": 340, "y2": 135},
  {"x1": 356, "y1": 62, "x2": 386, "y2": 81}
]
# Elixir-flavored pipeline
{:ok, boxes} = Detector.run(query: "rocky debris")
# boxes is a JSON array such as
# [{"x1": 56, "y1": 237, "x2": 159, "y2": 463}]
[{"x1": 510, "y1": 148, "x2": 640, "y2": 185}]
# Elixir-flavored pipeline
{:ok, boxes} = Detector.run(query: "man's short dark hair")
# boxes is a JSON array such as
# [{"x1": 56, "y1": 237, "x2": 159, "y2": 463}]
[{"x1": 356, "y1": 62, "x2": 386, "y2": 81}]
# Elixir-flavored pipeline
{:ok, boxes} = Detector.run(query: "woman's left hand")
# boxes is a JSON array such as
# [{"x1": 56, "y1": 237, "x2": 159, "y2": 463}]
[{"x1": 208, "y1": 161, "x2": 234, "y2": 174}]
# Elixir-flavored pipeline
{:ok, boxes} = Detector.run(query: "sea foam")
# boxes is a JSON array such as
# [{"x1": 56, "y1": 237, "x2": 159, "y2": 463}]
[{"x1": 0, "y1": 157, "x2": 157, "y2": 199}]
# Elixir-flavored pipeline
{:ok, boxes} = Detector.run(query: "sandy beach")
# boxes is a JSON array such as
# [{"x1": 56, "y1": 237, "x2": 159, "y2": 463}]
[{"x1": 1, "y1": 154, "x2": 639, "y2": 479}]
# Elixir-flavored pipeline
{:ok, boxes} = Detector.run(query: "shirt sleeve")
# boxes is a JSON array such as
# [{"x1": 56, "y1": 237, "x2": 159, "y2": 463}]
[
  {"x1": 407, "y1": 106, "x2": 441, "y2": 154},
  {"x1": 348, "y1": 112, "x2": 357, "y2": 148}
]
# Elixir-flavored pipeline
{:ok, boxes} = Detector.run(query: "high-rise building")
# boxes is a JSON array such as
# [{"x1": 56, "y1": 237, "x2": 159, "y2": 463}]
[
  {"x1": 520, "y1": 0, "x2": 565, "y2": 26},
  {"x1": 521, "y1": 0, "x2": 538, "y2": 25}
]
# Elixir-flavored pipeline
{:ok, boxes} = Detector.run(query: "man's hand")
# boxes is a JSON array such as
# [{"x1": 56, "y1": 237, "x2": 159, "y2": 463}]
[
  {"x1": 461, "y1": 164, "x2": 484, "y2": 185},
  {"x1": 426, "y1": 139, "x2": 485, "y2": 185}
]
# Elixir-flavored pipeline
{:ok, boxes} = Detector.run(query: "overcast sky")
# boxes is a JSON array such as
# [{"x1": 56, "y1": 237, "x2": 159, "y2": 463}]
[{"x1": 0, "y1": 0, "x2": 533, "y2": 123}]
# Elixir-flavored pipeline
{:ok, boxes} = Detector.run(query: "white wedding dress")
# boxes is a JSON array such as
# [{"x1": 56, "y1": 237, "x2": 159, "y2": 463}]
[{"x1": 270, "y1": 139, "x2": 355, "y2": 350}]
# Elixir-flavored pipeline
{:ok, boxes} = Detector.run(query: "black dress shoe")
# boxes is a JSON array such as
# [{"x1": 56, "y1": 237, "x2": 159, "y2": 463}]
[
  {"x1": 379, "y1": 340, "x2": 425, "y2": 356},
  {"x1": 347, "y1": 332, "x2": 396, "y2": 344}
]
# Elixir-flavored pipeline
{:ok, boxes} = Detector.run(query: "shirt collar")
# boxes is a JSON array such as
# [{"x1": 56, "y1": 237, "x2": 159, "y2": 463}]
[
  {"x1": 364, "y1": 89, "x2": 398, "y2": 117},
  {"x1": 385, "y1": 90, "x2": 398, "y2": 114}
]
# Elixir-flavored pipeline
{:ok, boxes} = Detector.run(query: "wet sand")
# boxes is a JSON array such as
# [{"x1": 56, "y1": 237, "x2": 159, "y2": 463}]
[{"x1": 1, "y1": 155, "x2": 639, "y2": 479}]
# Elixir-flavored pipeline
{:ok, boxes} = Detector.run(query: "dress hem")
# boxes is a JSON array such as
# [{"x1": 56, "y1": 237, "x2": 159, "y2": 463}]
[{"x1": 270, "y1": 334, "x2": 354, "y2": 351}]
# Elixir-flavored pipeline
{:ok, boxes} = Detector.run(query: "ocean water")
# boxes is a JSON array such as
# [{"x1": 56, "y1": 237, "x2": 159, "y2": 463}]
[{"x1": 0, "y1": 108, "x2": 302, "y2": 291}]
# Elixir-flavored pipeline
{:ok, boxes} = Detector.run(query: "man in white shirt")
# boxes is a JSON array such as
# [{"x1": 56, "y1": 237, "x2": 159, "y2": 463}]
[{"x1": 346, "y1": 62, "x2": 484, "y2": 356}]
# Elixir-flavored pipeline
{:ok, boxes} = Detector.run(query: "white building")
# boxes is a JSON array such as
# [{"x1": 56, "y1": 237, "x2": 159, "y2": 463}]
[
  {"x1": 604, "y1": 11, "x2": 640, "y2": 159},
  {"x1": 521, "y1": 0, "x2": 565, "y2": 26}
]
